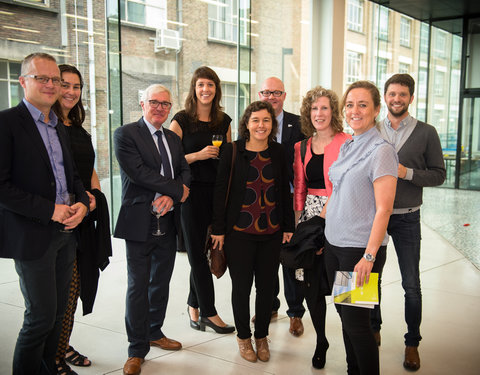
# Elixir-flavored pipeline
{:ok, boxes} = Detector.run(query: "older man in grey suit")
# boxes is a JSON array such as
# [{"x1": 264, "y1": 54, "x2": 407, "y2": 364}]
[{"x1": 114, "y1": 84, "x2": 190, "y2": 375}]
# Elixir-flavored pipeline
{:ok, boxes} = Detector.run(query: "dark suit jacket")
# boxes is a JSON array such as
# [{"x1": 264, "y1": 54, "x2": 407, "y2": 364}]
[
  {"x1": 211, "y1": 139, "x2": 295, "y2": 236},
  {"x1": 281, "y1": 110, "x2": 304, "y2": 185},
  {"x1": 0, "y1": 101, "x2": 89, "y2": 260},
  {"x1": 113, "y1": 118, "x2": 191, "y2": 242}
]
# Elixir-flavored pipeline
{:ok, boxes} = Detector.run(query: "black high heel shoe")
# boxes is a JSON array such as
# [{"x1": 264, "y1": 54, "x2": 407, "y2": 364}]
[
  {"x1": 199, "y1": 317, "x2": 235, "y2": 334},
  {"x1": 188, "y1": 306, "x2": 200, "y2": 330},
  {"x1": 312, "y1": 341, "x2": 329, "y2": 369}
]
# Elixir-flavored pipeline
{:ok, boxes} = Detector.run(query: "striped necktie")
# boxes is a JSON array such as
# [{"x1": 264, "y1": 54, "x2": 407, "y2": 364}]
[{"x1": 154, "y1": 129, "x2": 172, "y2": 179}]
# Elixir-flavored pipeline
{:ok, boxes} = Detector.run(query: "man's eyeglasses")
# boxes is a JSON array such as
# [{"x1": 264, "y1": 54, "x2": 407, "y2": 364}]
[
  {"x1": 148, "y1": 100, "x2": 172, "y2": 109},
  {"x1": 259, "y1": 90, "x2": 284, "y2": 98},
  {"x1": 23, "y1": 75, "x2": 62, "y2": 86}
]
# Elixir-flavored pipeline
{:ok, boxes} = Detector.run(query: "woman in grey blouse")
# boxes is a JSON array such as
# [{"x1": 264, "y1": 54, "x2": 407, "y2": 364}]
[{"x1": 321, "y1": 81, "x2": 398, "y2": 375}]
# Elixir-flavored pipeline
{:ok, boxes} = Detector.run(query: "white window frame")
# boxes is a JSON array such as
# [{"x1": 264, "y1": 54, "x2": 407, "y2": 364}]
[
  {"x1": 14, "y1": 0, "x2": 49, "y2": 6},
  {"x1": 208, "y1": 0, "x2": 248, "y2": 45},
  {"x1": 0, "y1": 60, "x2": 22, "y2": 111},
  {"x1": 434, "y1": 70, "x2": 445, "y2": 96},
  {"x1": 120, "y1": 0, "x2": 167, "y2": 29},
  {"x1": 400, "y1": 16, "x2": 411, "y2": 47},
  {"x1": 347, "y1": 51, "x2": 362, "y2": 84},
  {"x1": 376, "y1": 6, "x2": 389, "y2": 41},
  {"x1": 399, "y1": 62, "x2": 410, "y2": 74},
  {"x1": 347, "y1": 0, "x2": 363, "y2": 33},
  {"x1": 376, "y1": 57, "x2": 388, "y2": 84}
]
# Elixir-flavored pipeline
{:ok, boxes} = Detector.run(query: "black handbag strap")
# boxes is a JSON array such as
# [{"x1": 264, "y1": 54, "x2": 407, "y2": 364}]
[{"x1": 225, "y1": 142, "x2": 236, "y2": 208}]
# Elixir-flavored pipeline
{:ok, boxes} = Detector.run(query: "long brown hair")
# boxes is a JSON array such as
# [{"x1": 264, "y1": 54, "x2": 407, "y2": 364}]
[
  {"x1": 184, "y1": 66, "x2": 224, "y2": 127},
  {"x1": 52, "y1": 64, "x2": 85, "y2": 128}
]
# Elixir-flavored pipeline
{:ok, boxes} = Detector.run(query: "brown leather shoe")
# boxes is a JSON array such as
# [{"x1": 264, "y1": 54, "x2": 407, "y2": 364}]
[
  {"x1": 237, "y1": 337, "x2": 257, "y2": 362},
  {"x1": 123, "y1": 357, "x2": 144, "y2": 375},
  {"x1": 404, "y1": 346, "x2": 420, "y2": 371},
  {"x1": 373, "y1": 331, "x2": 381, "y2": 346},
  {"x1": 251, "y1": 311, "x2": 278, "y2": 323},
  {"x1": 255, "y1": 337, "x2": 270, "y2": 362},
  {"x1": 150, "y1": 337, "x2": 182, "y2": 351},
  {"x1": 289, "y1": 317, "x2": 304, "y2": 337}
]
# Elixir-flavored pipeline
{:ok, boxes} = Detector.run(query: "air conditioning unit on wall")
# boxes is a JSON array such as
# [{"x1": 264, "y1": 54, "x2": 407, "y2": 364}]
[{"x1": 154, "y1": 28, "x2": 181, "y2": 53}]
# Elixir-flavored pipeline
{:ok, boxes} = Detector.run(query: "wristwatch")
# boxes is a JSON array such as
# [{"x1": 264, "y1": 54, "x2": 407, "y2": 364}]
[{"x1": 363, "y1": 253, "x2": 376, "y2": 262}]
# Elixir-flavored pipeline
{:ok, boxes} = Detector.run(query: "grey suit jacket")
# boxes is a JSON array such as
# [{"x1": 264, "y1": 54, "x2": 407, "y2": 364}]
[{"x1": 113, "y1": 118, "x2": 191, "y2": 242}]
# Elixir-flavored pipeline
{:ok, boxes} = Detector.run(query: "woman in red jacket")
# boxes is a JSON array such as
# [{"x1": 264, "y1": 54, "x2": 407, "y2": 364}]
[{"x1": 293, "y1": 86, "x2": 351, "y2": 369}]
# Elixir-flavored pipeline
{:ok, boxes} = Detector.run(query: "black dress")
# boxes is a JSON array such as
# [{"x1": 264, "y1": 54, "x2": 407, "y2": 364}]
[
  {"x1": 172, "y1": 110, "x2": 231, "y2": 317},
  {"x1": 64, "y1": 125, "x2": 111, "y2": 315}
]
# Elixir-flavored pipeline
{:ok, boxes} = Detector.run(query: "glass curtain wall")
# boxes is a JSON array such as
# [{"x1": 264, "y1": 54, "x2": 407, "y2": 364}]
[
  {"x1": 344, "y1": 0, "x2": 466, "y2": 188},
  {"x1": 0, "y1": 0, "x2": 476, "y2": 230}
]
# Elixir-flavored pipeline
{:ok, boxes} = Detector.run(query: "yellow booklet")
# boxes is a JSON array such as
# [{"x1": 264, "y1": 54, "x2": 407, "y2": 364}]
[{"x1": 332, "y1": 271, "x2": 379, "y2": 309}]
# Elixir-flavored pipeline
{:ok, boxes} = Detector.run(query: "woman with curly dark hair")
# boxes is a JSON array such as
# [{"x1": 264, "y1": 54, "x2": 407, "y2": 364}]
[
  {"x1": 170, "y1": 66, "x2": 234, "y2": 334},
  {"x1": 211, "y1": 101, "x2": 294, "y2": 363}
]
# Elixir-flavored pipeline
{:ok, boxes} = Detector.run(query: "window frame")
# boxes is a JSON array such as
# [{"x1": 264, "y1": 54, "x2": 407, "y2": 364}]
[
  {"x1": 400, "y1": 16, "x2": 412, "y2": 47},
  {"x1": 347, "y1": 0, "x2": 364, "y2": 33},
  {"x1": 346, "y1": 51, "x2": 362, "y2": 84}
]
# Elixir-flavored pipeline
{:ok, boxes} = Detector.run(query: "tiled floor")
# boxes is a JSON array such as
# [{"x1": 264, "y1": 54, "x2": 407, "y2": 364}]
[{"x1": 1, "y1": 187, "x2": 479, "y2": 374}]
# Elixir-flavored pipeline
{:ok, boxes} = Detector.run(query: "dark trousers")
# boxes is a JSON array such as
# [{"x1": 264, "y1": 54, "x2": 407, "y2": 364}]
[
  {"x1": 181, "y1": 184, "x2": 217, "y2": 317},
  {"x1": 225, "y1": 231, "x2": 282, "y2": 339},
  {"x1": 13, "y1": 227, "x2": 76, "y2": 375},
  {"x1": 371, "y1": 210, "x2": 422, "y2": 346},
  {"x1": 304, "y1": 255, "x2": 329, "y2": 350},
  {"x1": 272, "y1": 264, "x2": 306, "y2": 317},
  {"x1": 125, "y1": 213, "x2": 176, "y2": 358},
  {"x1": 325, "y1": 240, "x2": 386, "y2": 375}
]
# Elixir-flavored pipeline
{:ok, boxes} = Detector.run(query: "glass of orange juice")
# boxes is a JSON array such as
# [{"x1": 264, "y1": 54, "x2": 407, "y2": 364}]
[{"x1": 212, "y1": 134, "x2": 223, "y2": 159}]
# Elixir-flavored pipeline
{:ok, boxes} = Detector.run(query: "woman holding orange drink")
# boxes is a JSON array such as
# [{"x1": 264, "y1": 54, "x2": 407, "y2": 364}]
[{"x1": 170, "y1": 66, "x2": 234, "y2": 333}]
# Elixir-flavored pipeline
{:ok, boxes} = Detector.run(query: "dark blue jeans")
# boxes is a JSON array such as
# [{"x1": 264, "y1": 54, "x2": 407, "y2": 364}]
[
  {"x1": 271, "y1": 265, "x2": 306, "y2": 317},
  {"x1": 125, "y1": 213, "x2": 177, "y2": 358},
  {"x1": 13, "y1": 227, "x2": 76, "y2": 375},
  {"x1": 371, "y1": 210, "x2": 422, "y2": 347}
]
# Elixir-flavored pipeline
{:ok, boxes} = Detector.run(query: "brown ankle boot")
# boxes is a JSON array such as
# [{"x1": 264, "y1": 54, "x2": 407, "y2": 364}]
[
  {"x1": 237, "y1": 337, "x2": 257, "y2": 362},
  {"x1": 255, "y1": 337, "x2": 270, "y2": 362}
]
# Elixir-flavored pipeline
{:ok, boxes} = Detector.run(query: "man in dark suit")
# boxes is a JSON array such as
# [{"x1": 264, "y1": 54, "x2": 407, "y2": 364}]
[
  {"x1": 0, "y1": 52, "x2": 89, "y2": 375},
  {"x1": 259, "y1": 77, "x2": 306, "y2": 337},
  {"x1": 114, "y1": 84, "x2": 190, "y2": 375}
]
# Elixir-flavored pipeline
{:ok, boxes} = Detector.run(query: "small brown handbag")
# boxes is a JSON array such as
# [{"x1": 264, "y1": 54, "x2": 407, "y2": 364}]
[{"x1": 205, "y1": 142, "x2": 236, "y2": 279}]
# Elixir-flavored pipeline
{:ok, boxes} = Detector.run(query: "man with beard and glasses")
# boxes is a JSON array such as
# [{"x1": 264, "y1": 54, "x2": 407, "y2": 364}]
[{"x1": 372, "y1": 73, "x2": 446, "y2": 371}]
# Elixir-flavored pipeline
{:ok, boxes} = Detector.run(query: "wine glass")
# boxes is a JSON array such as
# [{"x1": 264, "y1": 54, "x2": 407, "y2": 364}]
[
  {"x1": 151, "y1": 201, "x2": 165, "y2": 236},
  {"x1": 60, "y1": 193, "x2": 75, "y2": 233},
  {"x1": 212, "y1": 134, "x2": 223, "y2": 159}
]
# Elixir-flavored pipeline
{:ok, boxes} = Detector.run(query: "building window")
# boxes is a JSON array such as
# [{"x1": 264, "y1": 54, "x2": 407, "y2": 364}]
[
  {"x1": 420, "y1": 23, "x2": 429, "y2": 54},
  {"x1": 418, "y1": 67, "x2": 428, "y2": 98},
  {"x1": 376, "y1": 57, "x2": 388, "y2": 85},
  {"x1": 119, "y1": 0, "x2": 167, "y2": 28},
  {"x1": 434, "y1": 70, "x2": 445, "y2": 96},
  {"x1": 221, "y1": 82, "x2": 247, "y2": 139},
  {"x1": 434, "y1": 30, "x2": 447, "y2": 59},
  {"x1": 14, "y1": 0, "x2": 49, "y2": 5},
  {"x1": 399, "y1": 62, "x2": 409, "y2": 73},
  {"x1": 376, "y1": 6, "x2": 389, "y2": 41},
  {"x1": 208, "y1": 0, "x2": 248, "y2": 45},
  {"x1": 400, "y1": 16, "x2": 411, "y2": 47},
  {"x1": 0, "y1": 60, "x2": 22, "y2": 111},
  {"x1": 346, "y1": 51, "x2": 362, "y2": 84},
  {"x1": 347, "y1": 0, "x2": 363, "y2": 33}
]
